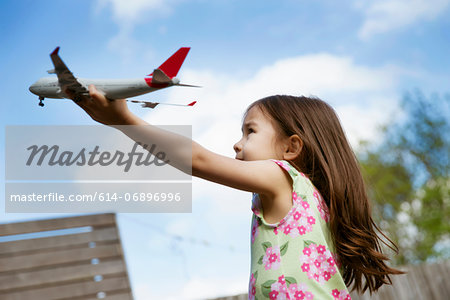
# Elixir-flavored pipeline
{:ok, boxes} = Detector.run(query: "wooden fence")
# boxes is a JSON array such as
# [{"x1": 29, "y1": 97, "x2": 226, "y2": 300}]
[
  {"x1": 210, "y1": 260, "x2": 450, "y2": 300},
  {"x1": 350, "y1": 260, "x2": 450, "y2": 300},
  {"x1": 0, "y1": 213, "x2": 134, "y2": 300}
]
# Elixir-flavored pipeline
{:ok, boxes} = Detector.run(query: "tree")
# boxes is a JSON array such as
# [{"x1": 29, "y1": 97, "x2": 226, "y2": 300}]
[{"x1": 359, "y1": 90, "x2": 450, "y2": 265}]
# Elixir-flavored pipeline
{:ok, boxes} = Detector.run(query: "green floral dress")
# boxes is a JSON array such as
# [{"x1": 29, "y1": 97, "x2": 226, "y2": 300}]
[{"x1": 248, "y1": 160, "x2": 351, "y2": 300}]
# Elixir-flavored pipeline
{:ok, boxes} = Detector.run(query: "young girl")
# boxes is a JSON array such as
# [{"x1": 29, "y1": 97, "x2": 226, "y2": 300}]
[{"x1": 72, "y1": 86, "x2": 402, "y2": 299}]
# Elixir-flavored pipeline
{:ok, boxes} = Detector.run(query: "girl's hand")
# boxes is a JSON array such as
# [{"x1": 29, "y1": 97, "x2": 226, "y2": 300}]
[{"x1": 67, "y1": 85, "x2": 138, "y2": 125}]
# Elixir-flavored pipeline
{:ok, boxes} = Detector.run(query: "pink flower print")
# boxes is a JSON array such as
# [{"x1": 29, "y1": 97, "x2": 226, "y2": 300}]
[
  {"x1": 269, "y1": 290, "x2": 279, "y2": 300},
  {"x1": 265, "y1": 279, "x2": 290, "y2": 300},
  {"x1": 300, "y1": 243, "x2": 338, "y2": 285},
  {"x1": 292, "y1": 191, "x2": 299, "y2": 202},
  {"x1": 288, "y1": 283, "x2": 314, "y2": 300},
  {"x1": 273, "y1": 160, "x2": 291, "y2": 172},
  {"x1": 271, "y1": 281, "x2": 289, "y2": 299},
  {"x1": 293, "y1": 290, "x2": 305, "y2": 300},
  {"x1": 313, "y1": 190, "x2": 320, "y2": 201},
  {"x1": 251, "y1": 286, "x2": 256, "y2": 299},
  {"x1": 318, "y1": 254, "x2": 326, "y2": 263},
  {"x1": 328, "y1": 266, "x2": 337, "y2": 276},
  {"x1": 279, "y1": 283, "x2": 288, "y2": 295},
  {"x1": 249, "y1": 272, "x2": 257, "y2": 300},
  {"x1": 253, "y1": 207, "x2": 261, "y2": 216},
  {"x1": 269, "y1": 253, "x2": 278, "y2": 263},
  {"x1": 251, "y1": 217, "x2": 259, "y2": 244},
  {"x1": 305, "y1": 292, "x2": 314, "y2": 300},
  {"x1": 303, "y1": 247, "x2": 311, "y2": 256},
  {"x1": 301, "y1": 263, "x2": 310, "y2": 272},
  {"x1": 317, "y1": 245, "x2": 326, "y2": 254},
  {"x1": 304, "y1": 223, "x2": 313, "y2": 233},
  {"x1": 274, "y1": 227, "x2": 279, "y2": 235},
  {"x1": 332, "y1": 252, "x2": 341, "y2": 269},
  {"x1": 327, "y1": 257, "x2": 335, "y2": 266},
  {"x1": 301, "y1": 201, "x2": 310, "y2": 209},
  {"x1": 313, "y1": 189, "x2": 330, "y2": 223},
  {"x1": 331, "y1": 289, "x2": 351, "y2": 300},
  {"x1": 281, "y1": 202, "x2": 315, "y2": 238},
  {"x1": 283, "y1": 224, "x2": 293, "y2": 235},
  {"x1": 263, "y1": 246, "x2": 281, "y2": 270},
  {"x1": 314, "y1": 259, "x2": 321, "y2": 268},
  {"x1": 288, "y1": 283, "x2": 298, "y2": 293}
]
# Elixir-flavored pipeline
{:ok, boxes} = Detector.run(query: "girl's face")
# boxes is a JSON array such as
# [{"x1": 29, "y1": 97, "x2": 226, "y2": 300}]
[{"x1": 234, "y1": 106, "x2": 287, "y2": 161}]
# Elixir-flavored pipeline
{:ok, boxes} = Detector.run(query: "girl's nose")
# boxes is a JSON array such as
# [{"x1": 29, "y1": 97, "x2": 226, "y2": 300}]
[{"x1": 233, "y1": 141, "x2": 242, "y2": 153}]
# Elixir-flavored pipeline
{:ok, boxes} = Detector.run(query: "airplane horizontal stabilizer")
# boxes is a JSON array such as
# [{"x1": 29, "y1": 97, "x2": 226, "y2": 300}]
[
  {"x1": 151, "y1": 69, "x2": 171, "y2": 85},
  {"x1": 127, "y1": 99, "x2": 196, "y2": 109}
]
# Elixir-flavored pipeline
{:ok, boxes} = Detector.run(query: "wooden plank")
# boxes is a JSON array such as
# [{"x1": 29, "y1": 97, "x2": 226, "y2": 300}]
[
  {"x1": 396, "y1": 271, "x2": 413, "y2": 300},
  {"x1": 425, "y1": 262, "x2": 447, "y2": 300},
  {"x1": 1, "y1": 276, "x2": 131, "y2": 300},
  {"x1": 437, "y1": 261, "x2": 450, "y2": 299},
  {"x1": 0, "y1": 259, "x2": 126, "y2": 291},
  {"x1": 0, "y1": 244, "x2": 121, "y2": 272},
  {"x1": 82, "y1": 291, "x2": 134, "y2": 300},
  {"x1": 0, "y1": 214, "x2": 115, "y2": 236},
  {"x1": 0, "y1": 227, "x2": 119, "y2": 256},
  {"x1": 410, "y1": 264, "x2": 428, "y2": 299}
]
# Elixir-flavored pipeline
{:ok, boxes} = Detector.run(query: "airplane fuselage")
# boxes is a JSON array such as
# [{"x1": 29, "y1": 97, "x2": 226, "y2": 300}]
[{"x1": 29, "y1": 77, "x2": 175, "y2": 100}]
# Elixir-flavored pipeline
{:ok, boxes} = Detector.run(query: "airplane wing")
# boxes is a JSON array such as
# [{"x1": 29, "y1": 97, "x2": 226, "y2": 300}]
[{"x1": 50, "y1": 47, "x2": 88, "y2": 100}]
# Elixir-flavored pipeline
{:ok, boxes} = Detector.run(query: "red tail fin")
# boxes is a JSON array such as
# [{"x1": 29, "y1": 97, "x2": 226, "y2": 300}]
[{"x1": 154, "y1": 47, "x2": 190, "y2": 78}]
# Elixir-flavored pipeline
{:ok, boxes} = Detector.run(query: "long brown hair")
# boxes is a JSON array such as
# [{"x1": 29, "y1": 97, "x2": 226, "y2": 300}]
[{"x1": 247, "y1": 95, "x2": 404, "y2": 293}]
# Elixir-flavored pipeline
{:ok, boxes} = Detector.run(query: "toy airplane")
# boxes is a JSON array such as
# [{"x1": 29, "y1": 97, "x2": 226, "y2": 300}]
[{"x1": 29, "y1": 47, "x2": 199, "y2": 108}]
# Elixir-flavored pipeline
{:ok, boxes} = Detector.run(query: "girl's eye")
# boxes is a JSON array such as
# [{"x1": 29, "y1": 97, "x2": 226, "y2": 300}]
[{"x1": 247, "y1": 128, "x2": 255, "y2": 134}]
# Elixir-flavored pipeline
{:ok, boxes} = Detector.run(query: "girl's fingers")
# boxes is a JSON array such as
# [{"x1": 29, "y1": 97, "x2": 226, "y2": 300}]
[
  {"x1": 89, "y1": 84, "x2": 108, "y2": 107},
  {"x1": 66, "y1": 85, "x2": 131, "y2": 125}
]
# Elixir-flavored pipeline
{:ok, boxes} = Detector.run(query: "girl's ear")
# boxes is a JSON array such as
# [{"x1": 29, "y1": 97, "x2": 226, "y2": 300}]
[{"x1": 283, "y1": 134, "x2": 303, "y2": 161}]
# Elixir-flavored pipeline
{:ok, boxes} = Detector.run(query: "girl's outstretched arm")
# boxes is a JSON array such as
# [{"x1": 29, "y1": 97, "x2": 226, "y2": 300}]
[{"x1": 71, "y1": 85, "x2": 291, "y2": 199}]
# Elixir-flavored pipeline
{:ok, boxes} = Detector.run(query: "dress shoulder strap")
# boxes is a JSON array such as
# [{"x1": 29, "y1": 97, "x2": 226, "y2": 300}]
[{"x1": 270, "y1": 159, "x2": 302, "y2": 180}]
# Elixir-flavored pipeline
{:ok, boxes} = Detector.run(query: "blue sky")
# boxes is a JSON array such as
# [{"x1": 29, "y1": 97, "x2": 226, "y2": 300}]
[{"x1": 1, "y1": 0, "x2": 450, "y2": 299}]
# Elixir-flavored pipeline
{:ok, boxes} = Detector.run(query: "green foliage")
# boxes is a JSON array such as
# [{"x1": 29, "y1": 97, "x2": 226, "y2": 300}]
[{"x1": 359, "y1": 90, "x2": 450, "y2": 265}]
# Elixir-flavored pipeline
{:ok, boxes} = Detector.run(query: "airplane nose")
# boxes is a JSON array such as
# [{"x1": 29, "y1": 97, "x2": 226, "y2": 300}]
[{"x1": 29, "y1": 83, "x2": 38, "y2": 95}]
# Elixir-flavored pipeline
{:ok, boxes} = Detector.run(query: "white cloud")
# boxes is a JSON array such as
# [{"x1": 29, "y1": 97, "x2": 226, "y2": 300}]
[
  {"x1": 145, "y1": 52, "x2": 406, "y2": 148},
  {"x1": 96, "y1": 0, "x2": 172, "y2": 25},
  {"x1": 95, "y1": 0, "x2": 185, "y2": 62},
  {"x1": 357, "y1": 0, "x2": 450, "y2": 39}
]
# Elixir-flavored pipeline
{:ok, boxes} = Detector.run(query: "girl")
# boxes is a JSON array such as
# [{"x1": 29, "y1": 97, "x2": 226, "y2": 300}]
[{"x1": 71, "y1": 86, "x2": 403, "y2": 299}]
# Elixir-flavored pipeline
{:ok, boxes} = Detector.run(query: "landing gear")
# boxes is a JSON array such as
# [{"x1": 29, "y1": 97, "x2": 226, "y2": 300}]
[{"x1": 38, "y1": 96, "x2": 44, "y2": 107}]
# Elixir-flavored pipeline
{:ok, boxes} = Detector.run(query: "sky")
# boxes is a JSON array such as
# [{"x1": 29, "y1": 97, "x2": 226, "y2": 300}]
[{"x1": 1, "y1": 0, "x2": 450, "y2": 299}]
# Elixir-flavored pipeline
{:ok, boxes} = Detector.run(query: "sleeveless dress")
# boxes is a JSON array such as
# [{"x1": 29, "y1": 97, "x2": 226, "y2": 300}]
[{"x1": 248, "y1": 160, "x2": 351, "y2": 300}]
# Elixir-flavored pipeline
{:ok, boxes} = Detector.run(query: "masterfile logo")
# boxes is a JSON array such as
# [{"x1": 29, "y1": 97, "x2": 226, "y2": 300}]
[
  {"x1": 5, "y1": 125, "x2": 190, "y2": 181},
  {"x1": 25, "y1": 142, "x2": 170, "y2": 172}
]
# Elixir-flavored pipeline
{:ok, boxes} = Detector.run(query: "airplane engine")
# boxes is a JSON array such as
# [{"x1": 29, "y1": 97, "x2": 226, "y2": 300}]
[{"x1": 55, "y1": 87, "x2": 65, "y2": 98}]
